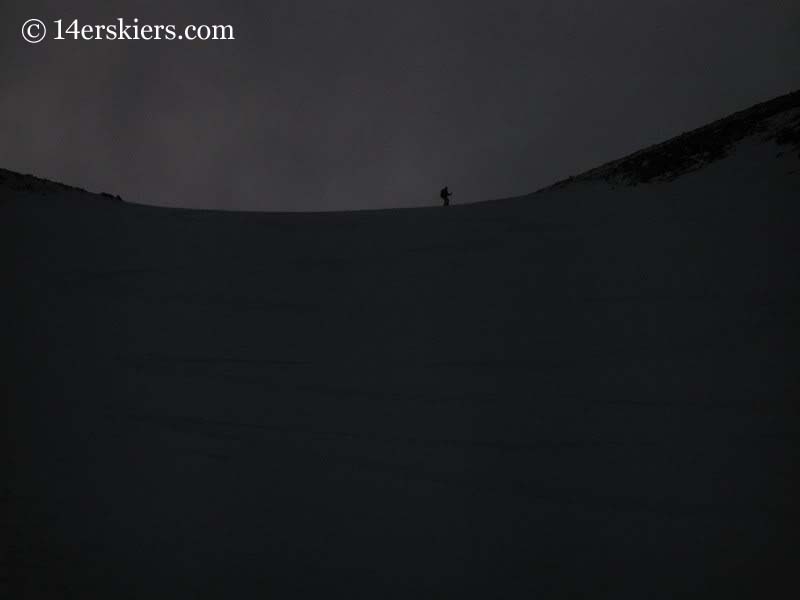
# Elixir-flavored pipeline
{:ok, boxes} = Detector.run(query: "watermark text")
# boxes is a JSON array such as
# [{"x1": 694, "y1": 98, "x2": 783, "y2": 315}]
[{"x1": 23, "y1": 18, "x2": 235, "y2": 44}]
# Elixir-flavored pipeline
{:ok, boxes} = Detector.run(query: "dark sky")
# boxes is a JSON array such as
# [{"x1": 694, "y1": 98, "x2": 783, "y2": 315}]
[{"x1": 2, "y1": 1, "x2": 798, "y2": 211}]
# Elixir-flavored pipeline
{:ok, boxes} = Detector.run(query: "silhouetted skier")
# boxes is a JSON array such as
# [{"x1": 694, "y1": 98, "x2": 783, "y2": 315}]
[{"x1": 440, "y1": 186, "x2": 452, "y2": 207}]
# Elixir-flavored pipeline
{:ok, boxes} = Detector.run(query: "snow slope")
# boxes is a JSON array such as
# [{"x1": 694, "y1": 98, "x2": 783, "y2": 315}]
[{"x1": 5, "y1": 91, "x2": 800, "y2": 598}]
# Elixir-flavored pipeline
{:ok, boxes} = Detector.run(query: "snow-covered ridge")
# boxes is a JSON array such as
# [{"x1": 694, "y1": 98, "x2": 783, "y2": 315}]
[
  {"x1": 543, "y1": 88, "x2": 800, "y2": 190},
  {"x1": 0, "y1": 167, "x2": 122, "y2": 203},
  {"x1": 2, "y1": 89, "x2": 798, "y2": 210}
]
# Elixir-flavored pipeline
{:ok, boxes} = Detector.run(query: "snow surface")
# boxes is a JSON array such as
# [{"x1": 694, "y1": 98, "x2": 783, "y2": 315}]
[{"x1": 5, "y1": 102, "x2": 800, "y2": 598}]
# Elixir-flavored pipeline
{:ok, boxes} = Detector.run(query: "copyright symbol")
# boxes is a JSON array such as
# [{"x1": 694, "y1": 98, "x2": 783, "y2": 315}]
[{"x1": 22, "y1": 19, "x2": 47, "y2": 44}]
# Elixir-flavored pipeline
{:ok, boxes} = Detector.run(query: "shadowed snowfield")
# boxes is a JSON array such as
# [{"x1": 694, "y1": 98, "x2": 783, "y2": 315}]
[{"x1": 5, "y1": 93, "x2": 800, "y2": 597}]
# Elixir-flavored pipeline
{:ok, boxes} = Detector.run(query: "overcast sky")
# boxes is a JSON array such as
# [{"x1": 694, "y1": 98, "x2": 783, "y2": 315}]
[{"x1": 1, "y1": 1, "x2": 798, "y2": 211}]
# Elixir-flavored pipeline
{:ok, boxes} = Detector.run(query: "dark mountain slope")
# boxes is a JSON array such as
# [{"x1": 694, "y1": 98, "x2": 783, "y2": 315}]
[{"x1": 4, "y1": 90, "x2": 800, "y2": 599}]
